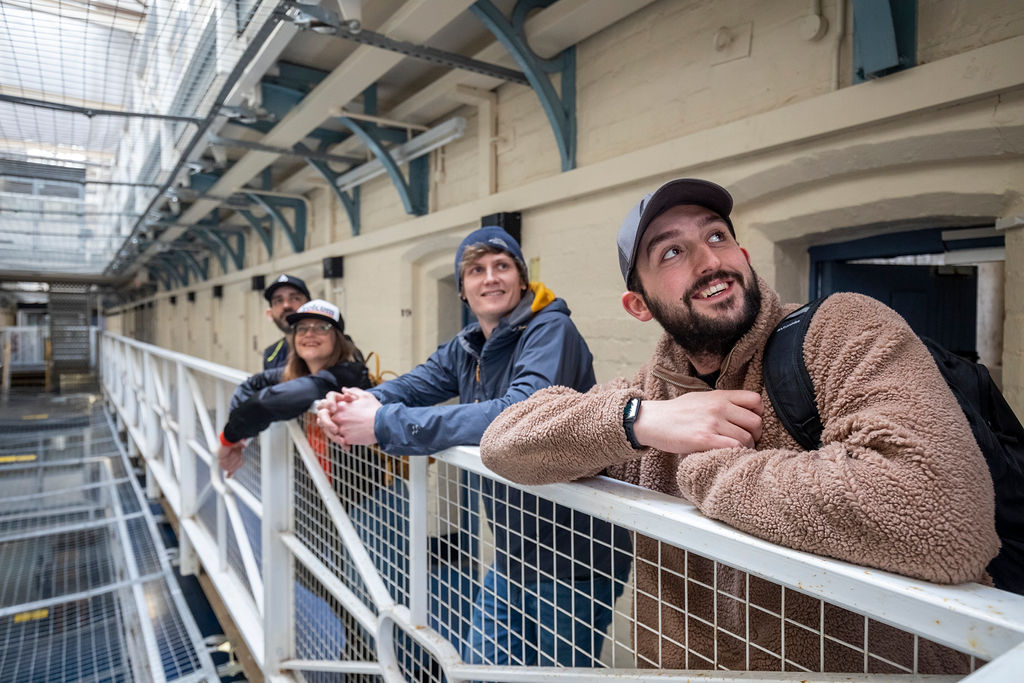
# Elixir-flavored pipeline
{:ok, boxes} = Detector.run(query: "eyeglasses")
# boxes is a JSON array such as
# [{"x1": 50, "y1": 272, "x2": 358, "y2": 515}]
[{"x1": 292, "y1": 322, "x2": 333, "y2": 336}]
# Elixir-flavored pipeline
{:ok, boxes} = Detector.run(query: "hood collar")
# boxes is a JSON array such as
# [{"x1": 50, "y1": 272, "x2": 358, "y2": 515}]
[{"x1": 458, "y1": 282, "x2": 563, "y2": 354}]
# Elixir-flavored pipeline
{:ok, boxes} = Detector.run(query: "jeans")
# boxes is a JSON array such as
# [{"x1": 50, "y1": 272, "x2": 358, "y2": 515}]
[{"x1": 463, "y1": 565, "x2": 626, "y2": 667}]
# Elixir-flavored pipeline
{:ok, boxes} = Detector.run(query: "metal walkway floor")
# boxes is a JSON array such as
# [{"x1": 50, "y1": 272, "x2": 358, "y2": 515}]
[{"x1": 0, "y1": 393, "x2": 218, "y2": 682}]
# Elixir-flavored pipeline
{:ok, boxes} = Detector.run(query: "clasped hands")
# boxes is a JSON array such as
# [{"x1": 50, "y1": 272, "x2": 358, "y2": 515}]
[
  {"x1": 316, "y1": 387, "x2": 381, "y2": 448},
  {"x1": 633, "y1": 390, "x2": 763, "y2": 454}
]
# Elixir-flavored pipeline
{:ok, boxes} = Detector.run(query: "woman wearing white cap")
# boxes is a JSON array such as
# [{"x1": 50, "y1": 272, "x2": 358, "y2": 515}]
[{"x1": 217, "y1": 299, "x2": 371, "y2": 475}]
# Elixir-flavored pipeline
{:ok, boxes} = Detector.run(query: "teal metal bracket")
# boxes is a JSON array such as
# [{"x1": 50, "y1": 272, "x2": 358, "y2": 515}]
[
  {"x1": 147, "y1": 265, "x2": 172, "y2": 291},
  {"x1": 471, "y1": 0, "x2": 576, "y2": 171},
  {"x1": 339, "y1": 116, "x2": 429, "y2": 216},
  {"x1": 152, "y1": 254, "x2": 189, "y2": 288},
  {"x1": 297, "y1": 141, "x2": 362, "y2": 235},
  {"x1": 238, "y1": 209, "x2": 275, "y2": 257},
  {"x1": 191, "y1": 222, "x2": 246, "y2": 274},
  {"x1": 178, "y1": 250, "x2": 210, "y2": 282},
  {"x1": 202, "y1": 226, "x2": 246, "y2": 272},
  {"x1": 244, "y1": 192, "x2": 307, "y2": 253},
  {"x1": 191, "y1": 229, "x2": 227, "y2": 273}
]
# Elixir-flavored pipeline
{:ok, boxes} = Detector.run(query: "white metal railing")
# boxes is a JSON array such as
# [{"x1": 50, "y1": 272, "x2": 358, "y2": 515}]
[{"x1": 99, "y1": 331, "x2": 1024, "y2": 682}]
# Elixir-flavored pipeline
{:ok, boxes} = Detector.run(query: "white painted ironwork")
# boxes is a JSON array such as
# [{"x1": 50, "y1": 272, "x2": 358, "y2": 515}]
[{"x1": 100, "y1": 331, "x2": 1024, "y2": 682}]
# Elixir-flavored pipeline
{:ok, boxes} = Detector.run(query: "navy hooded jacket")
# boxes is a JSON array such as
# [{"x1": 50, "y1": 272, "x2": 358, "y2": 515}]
[{"x1": 370, "y1": 284, "x2": 632, "y2": 581}]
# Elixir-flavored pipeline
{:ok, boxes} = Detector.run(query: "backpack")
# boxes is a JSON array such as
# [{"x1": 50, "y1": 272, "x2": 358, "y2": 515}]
[{"x1": 763, "y1": 296, "x2": 1024, "y2": 594}]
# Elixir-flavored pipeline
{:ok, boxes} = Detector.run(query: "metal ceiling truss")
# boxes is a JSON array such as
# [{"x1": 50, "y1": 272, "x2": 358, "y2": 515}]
[
  {"x1": 207, "y1": 134, "x2": 362, "y2": 166},
  {"x1": 280, "y1": 1, "x2": 529, "y2": 86},
  {"x1": 149, "y1": 256, "x2": 187, "y2": 289},
  {"x1": 113, "y1": 1, "x2": 578, "y2": 283},
  {"x1": 470, "y1": 0, "x2": 577, "y2": 171}
]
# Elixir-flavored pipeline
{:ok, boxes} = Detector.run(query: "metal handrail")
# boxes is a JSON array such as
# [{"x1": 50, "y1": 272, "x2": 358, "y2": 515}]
[{"x1": 99, "y1": 331, "x2": 1024, "y2": 682}]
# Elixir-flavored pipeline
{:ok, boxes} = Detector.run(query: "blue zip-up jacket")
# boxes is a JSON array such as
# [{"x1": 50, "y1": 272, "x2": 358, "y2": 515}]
[{"x1": 370, "y1": 284, "x2": 632, "y2": 581}]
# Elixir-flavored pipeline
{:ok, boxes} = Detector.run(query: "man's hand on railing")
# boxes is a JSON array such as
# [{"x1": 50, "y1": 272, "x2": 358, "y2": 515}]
[
  {"x1": 632, "y1": 390, "x2": 763, "y2": 454},
  {"x1": 316, "y1": 388, "x2": 381, "y2": 448},
  {"x1": 218, "y1": 443, "x2": 245, "y2": 478}
]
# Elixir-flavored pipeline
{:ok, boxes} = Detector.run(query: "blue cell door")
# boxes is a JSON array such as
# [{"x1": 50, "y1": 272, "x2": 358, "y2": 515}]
[{"x1": 818, "y1": 262, "x2": 978, "y2": 359}]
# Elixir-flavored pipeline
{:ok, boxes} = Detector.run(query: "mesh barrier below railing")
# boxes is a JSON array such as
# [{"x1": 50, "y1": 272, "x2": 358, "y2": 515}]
[{"x1": 99, "y1": 332, "x2": 1024, "y2": 682}]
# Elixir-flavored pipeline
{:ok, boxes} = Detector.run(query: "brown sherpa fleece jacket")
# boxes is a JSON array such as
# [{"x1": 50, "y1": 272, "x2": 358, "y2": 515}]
[{"x1": 480, "y1": 277, "x2": 999, "y2": 672}]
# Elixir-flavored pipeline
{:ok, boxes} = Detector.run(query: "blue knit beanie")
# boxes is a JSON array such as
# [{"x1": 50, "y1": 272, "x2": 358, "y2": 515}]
[{"x1": 454, "y1": 226, "x2": 526, "y2": 291}]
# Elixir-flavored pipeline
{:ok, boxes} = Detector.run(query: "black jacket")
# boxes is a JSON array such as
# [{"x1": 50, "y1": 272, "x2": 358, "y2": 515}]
[
  {"x1": 262, "y1": 337, "x2": 289, "y2": 369},
  {"x1": 223, "y1": 360, "x2": 371, "y2": 443}
]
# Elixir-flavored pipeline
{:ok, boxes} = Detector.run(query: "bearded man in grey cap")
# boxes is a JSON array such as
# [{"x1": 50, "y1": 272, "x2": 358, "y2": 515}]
[{"x1": 480, "y1": 178, "x2": 997, "y2": 673}]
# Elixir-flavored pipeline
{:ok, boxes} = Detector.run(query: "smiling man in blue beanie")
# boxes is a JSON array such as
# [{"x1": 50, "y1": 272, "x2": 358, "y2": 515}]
[{"x1": 317, "y1": 225, "x2": 632, "y2": 668}]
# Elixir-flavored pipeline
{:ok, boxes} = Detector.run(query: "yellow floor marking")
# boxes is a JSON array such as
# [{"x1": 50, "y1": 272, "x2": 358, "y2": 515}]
[
  {"x1": 0, "y1": 454, "x2": 36, "y2": 463},
  {"x1": 13, "y1": 609, "x2": 49, "y2": 623}
]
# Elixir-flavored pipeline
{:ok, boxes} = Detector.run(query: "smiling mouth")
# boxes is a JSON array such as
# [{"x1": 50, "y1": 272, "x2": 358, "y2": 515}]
[
  {"x1": 481, "y1": 290, "x2": 505, "y2": 297},
  {"x1": 695, "y1": 281, "x2": 731, "y2": 299}
]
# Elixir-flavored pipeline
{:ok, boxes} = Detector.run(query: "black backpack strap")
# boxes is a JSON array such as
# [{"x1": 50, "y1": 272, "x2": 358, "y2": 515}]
[{"x1": 762, "y1": 297, "x2": 827, "y2": 450}]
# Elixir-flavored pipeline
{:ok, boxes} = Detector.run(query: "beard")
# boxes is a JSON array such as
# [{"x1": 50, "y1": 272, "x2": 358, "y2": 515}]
[
  {"x1": 644, "y1": 268, "x2": 762, "y2": 359},
  {"x1": 273, "y1": 311, "x2": 294, "y2": 333}
]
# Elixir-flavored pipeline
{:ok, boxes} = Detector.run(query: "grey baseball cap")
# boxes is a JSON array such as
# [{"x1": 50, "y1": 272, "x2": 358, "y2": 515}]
[{"x1": 616, "y1": 178, "x2": 734, "y2": 285}]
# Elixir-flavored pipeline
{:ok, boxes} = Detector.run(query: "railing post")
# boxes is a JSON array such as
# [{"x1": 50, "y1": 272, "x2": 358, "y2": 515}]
[
  {"x1": 262, "y1": 421, "x2": 295, "y2": 676},
  {"x1": 1, "y1": 329, "x2": 10, "y2": 398},
  {"x1": 176, "y1": 360, "x2": 200, "y2": 576},
  {"x1": 409, "y1": 456, "x2": 429, "y2": 625}
]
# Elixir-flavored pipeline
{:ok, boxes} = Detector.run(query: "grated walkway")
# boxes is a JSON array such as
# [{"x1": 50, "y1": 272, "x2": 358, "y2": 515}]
[{"x1": 0, "y1": 393, "x2": 218, "y2": 682}]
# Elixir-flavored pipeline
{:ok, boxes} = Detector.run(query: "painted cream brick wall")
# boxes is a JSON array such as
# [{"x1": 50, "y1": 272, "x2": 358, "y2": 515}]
[
  {"x1": 432, "y1": 106, "x2": 486, "y2": 211},
  {"x1": 576, "y1": 0, "x2": 840, "y2": 167},
  {"x1": 1004, "y1": 227, "x2": 1024, "y2": 419},
  {"x1": 918, "y1": 0, "x2": 1024, "y2": 64},
  {"x1": 494, "y1": 78, "x2": 563, "y2": 189}
]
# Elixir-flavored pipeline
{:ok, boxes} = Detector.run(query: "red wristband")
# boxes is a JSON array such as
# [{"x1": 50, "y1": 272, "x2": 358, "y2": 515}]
[{"x1": 219, "y1": 431, "x2": 239, "y2": 448}]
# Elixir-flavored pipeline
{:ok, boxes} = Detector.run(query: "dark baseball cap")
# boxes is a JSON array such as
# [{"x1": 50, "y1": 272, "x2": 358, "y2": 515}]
[
  {"x1": 616, "y1": 178, "x2": 734, "y2": 285},
  {"x1": 264, "y1": 274, "x2": 311, "y2": 302}
]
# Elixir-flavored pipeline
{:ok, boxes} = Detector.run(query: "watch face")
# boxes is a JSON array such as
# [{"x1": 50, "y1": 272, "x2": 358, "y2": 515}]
[{"x1": 624, "y1": 398, "x2": 640, "y2": 421}]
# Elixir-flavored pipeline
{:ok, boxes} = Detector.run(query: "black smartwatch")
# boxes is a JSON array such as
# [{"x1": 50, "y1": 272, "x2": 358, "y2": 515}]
[{"x1": 622, "y1": 397, "x2": 644, "y2": 450}]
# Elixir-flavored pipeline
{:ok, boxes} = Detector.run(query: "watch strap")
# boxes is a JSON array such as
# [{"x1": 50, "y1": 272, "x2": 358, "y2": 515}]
[{"x1": 622, "y1": 397, "x2": 644, "y2": 450}]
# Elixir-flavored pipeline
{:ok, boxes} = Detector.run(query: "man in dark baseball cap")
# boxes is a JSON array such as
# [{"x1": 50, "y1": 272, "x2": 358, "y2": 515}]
[{"x1": 262, "y1": 274, "x2": 311, "y2": 369}]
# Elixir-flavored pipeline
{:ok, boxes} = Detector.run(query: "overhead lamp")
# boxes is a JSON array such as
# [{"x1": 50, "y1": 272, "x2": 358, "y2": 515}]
[{"x1": 335, "y1": 117, "x2": 466, "y2": 193}]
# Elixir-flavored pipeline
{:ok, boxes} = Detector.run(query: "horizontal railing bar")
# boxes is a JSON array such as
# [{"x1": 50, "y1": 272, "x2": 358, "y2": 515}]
[
  {"x1": 0, "y1": 511, "x2": 146, "y2": 543},
  {"x1": 0, "y1": 571, "x2": 167, "y2": 618},
  {"x1": 279, "y1": 659, "x2": 383, "y2": 674},
  {"x1": 0, "y1": 477, "x2": 131, "y2": 503}
]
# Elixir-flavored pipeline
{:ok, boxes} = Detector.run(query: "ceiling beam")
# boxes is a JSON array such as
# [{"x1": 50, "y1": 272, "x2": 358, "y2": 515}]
[
  {"x1": 123, "y1": 0, "x2": 476, "y2": 278},
  {"x1": 276, "y1": 0, "x2": 659, "y2": 195}
]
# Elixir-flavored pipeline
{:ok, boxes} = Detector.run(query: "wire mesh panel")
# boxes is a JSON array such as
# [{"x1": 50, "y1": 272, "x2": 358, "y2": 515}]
[
  {"x1": 0, "y1": 591, "x2": 137, "y2": 683},
  {"x1": 0, "y1": 396, "x2": 217, "y2": 682}
]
